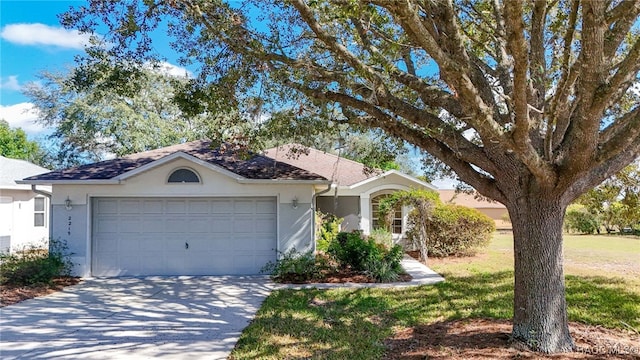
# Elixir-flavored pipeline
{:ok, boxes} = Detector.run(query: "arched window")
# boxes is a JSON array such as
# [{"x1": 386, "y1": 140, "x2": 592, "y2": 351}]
[
  {"x1": 371, "y1": 194, "x2": 402, "y2": 234},
  {"x1": 167, "y1": 168, "x2": 200, "y2": 183}
]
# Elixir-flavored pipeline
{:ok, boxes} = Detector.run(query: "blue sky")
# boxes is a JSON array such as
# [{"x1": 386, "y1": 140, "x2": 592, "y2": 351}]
[
  {"x1": 0, "y1": 0, "x2": 456, "y2": 187},
  {"x1": 0, "y1": 0, "x2": 190, "y2": 134},
  {"x1": 1, "y1": 1, "x2": 86, "y2": 132}
]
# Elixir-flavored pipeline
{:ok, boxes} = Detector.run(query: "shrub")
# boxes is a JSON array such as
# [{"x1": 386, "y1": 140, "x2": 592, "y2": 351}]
[
  {"x1": 368, "y1": 228, "x2": 393, "y2": 248},
  {"x1": 315, "y1": 212, "x2": 343, "y2": 252},
  {"x1": 261, "y1": 249, "x2": 327, "y2": 283},
  {"x1": 564, "y1": 204, "x2": 600, "y2": 234},
  {"x1": 414, "y1": 204, "x2": 495, "y2": 257},
  {"x1": 328, "y1": 231, "x2": 404, "y2": 282},
  {"x1": 0, "y1": 238, "x2": 73, "y2": 285}
]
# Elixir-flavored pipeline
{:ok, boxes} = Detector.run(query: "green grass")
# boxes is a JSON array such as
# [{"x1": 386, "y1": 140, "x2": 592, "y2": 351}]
[{"x1": 229, "y1": 233, "x2": 640, "y2": 360}]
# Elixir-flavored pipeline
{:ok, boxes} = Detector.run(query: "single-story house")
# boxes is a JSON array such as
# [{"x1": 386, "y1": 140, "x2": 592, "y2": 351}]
[
  {"x1": 19, "y1": 140, "x2": 329, "y2": 277},
  {"x1": 264, "y1": 144, "x2": 437, "y2": 241},
  {"x1": 0, "y1": 156, "x2": 51, "y2": 253},
  {"x1": 438, "y1": 189, "x2": 511, "y2": 230},
  {"x1": 19, "y1": 140, "x2": 436, "y2": 277}
]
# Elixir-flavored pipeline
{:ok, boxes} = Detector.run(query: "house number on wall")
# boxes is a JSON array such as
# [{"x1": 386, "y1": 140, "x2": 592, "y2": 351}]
[{"x1": 68, "y1": 216, "x2": 72, "y2": 236}]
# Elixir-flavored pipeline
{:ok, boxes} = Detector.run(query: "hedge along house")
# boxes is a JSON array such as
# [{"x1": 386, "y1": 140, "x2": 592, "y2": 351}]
[
  {"x1": 264, "y1": 144, "x2": 438, "y2": 244},
  {"x1": 19, "y1": 140, "x2": 329, "y2": 277}
]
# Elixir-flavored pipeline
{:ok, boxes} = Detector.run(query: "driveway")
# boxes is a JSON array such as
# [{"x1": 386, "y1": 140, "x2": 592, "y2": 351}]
[{"x1": 0, "y1": 276, "x2": 274, "y2": 359}]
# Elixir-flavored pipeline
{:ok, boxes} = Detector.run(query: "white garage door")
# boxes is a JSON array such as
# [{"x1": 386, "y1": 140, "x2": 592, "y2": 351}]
[{"x1": 92, "y1": 197, "x2": 277, "y2": 276}]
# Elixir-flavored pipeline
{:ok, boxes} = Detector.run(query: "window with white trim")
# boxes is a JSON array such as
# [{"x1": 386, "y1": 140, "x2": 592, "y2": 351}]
[
  {"x1": 34, "y1": 197, "x2": 46, "y2": 227},
  {"x1": 371, "y1": 194, "x2": 402, "y2": 234},
  {"x1": 168, "y1": 168, "x2": 200, "y2": 183}
]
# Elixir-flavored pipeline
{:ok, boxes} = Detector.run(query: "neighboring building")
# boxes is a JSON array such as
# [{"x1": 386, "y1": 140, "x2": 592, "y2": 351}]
[
  {"x1": 264, "y1": 144, "x2": 437, "y2": 242},
  {"x1": 438, "y1": 189, "x2": 511, "y2": 230},
  {"x1": 0, "y1": 156, "x2": 51, "y2": 253}
]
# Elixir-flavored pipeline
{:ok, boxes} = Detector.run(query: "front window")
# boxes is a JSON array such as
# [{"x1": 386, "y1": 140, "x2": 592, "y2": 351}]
[
  {"x1": 34, "y1": 197, "x2": 45, "y2": 227},
  {"x1": 371, "y1": 194, "x2": 402, "y2": 234}
]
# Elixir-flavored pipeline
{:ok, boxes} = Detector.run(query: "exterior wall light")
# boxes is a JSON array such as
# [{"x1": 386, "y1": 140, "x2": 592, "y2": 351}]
[
  {"x1": 292, "y1": 197, "x2": 299, "y2": 209},
  {"x1": 65, "y1": 197, "x2": 73, "y2": 211}
]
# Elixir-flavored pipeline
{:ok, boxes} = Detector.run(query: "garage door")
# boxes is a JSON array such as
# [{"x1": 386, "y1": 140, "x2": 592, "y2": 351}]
[{"x1": 92, "y1": 197, "x2": 277, "y2": 276}]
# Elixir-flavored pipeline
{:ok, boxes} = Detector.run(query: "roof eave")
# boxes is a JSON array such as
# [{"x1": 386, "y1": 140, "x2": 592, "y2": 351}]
[
  {"x1": 238, "y1": 179, "x2": 331, "y2": 185},
  {"x1": 16, "y1": 179, "x2": 122, "y2": 185}
]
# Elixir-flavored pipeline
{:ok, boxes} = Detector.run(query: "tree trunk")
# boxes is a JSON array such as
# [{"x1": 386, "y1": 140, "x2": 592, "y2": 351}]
[{"x1": 508, "y1": 195, "x2": 575, "y2": 353}]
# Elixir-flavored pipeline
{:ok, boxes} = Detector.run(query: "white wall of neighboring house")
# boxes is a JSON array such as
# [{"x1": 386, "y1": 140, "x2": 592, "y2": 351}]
[
  {"x1": 0, "y1": 156, "x2": 52, "y2": 253},
  {"x1": 0, "y1": 189, "x2": 50, "y2": 253}
]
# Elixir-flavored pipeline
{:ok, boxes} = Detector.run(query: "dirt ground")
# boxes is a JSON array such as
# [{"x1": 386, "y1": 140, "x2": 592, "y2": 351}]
[
  {"x1": 0, "y1": 277, "x2": 82, "y2": 307},
  {"x1": 384, "y1": 318, "x2": 640, "y2": 359}
]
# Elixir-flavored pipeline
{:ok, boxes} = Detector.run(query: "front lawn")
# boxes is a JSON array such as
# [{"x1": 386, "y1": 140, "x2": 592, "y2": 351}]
[{"x1": 229, "y1": 233, "x2": 640, "y2": 359}]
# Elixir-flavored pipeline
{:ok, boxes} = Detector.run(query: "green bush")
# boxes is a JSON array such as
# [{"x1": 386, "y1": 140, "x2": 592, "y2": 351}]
[
  {"x1": 414, "y1": 204, "x2": 495, "y2": 257},
  {"x1": 564, "y1": 204, "x2": 600, "y2": 234},
  {"x1": 328, "y1": 231, "x2": 404, "y2": 282},
  {"x1": 368, "y1": 228, "x2": 393, "y2": 248},
  {"x1": 261, "y1": 249, "x2": 328, "y2": 283},
  {"x1": 0, "y1": 238, "x2": 73, "y2": 285},
  {"x1": 315, "y1": 212, "x2": 343, "y2": 252}
]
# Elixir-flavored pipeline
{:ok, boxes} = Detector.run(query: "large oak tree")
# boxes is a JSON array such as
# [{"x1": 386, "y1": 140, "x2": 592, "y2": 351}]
[{"x1": 62, "y1": 0, "x2": 640, "y2": 353}]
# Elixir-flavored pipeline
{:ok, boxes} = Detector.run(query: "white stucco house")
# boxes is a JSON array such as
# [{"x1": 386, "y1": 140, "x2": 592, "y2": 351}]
[
  {"x1": 19, "y1": 140, "x2": 435, "y2": 277},
  {"x1": 0, "y1": 156, "x2": 51, "y2": 253}
]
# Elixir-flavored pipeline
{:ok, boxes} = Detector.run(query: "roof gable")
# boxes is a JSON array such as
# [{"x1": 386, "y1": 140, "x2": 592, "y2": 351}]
[
  {"x1": 21, "y1": 140, "x2": 327, "y2": 184},
  {"x1": 348, "y1": 170, "x2": 438, "y2": 191}
]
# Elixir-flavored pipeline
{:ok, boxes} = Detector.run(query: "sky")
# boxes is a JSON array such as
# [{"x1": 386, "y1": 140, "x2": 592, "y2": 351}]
[
  {"x1": 0, "y1": 0, "x2": 458, "y2": 188},
  {"x1": 0, "y1": 0, "x2": 191, "y2": 134}
]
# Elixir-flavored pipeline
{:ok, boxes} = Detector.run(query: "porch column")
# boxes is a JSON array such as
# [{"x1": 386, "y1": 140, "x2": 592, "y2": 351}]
[{"x1": 359, "y1": 194, "x2": 370, "y2": 235}]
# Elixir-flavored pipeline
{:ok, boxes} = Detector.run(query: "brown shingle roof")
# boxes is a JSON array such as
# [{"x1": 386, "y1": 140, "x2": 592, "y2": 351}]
[
  {"x1": 438, "y1": 189, "x2": 506, "y2": 209},
  {"x1": 263, "y1": 144, "x2": 375, "y2": 186},
  {"x1": 23, "y1": 140, "x2": 327, "y2": 182}
]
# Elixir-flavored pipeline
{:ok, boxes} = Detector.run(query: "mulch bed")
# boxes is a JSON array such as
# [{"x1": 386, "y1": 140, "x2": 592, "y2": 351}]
[
  {"x1": 276, "y1": 269, "x2": 412, "y2": 284},
  {"x1": 384, "y1": 318, "x2": 640, "y2": 359},
  {"x1": 0, "y1": 277, "x2": 82, "y2": 307}
]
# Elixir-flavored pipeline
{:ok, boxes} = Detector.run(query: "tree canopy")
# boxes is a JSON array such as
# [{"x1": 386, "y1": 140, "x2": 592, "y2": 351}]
[
  {"x1": 0, "y1": 120, "x2": 46, "y2": 166},
  {"x1": 23, "y1": 65, "x2": 217, "y2": 165},
  {"x1": 61, "y1": 0, "x2": 640, "y2": 353}
]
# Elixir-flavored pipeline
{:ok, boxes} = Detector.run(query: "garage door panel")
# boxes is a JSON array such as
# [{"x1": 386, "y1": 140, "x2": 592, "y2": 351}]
[
  {"x1": 256, "y1": 200, "x2": 277, "y2": 214},
  {"x1": 143, "y1": 200, "x2": 164, "y2": 213},
  {"x1": 120, "y1": 200, "x2": 141, "y2": 214},
  {"x1": 94, "y1": 218, "x2": 118, "y2": 233},
  {"x1": 167, "y1": 200, "x2": 187, "y2": 214},
  {"x1": 165, "y1": 218, "x2": 190, "y2": 233},
  {"x1": 141, "y1": 218, "x2": 165, "y2": 233},
  {"x1": 211, "y1": 200, "x2": 233, "y2": 213},
  {"x1": 188, "y1": 218, "x2": 210, "y2": 233},
  {"x1": 234, "y1": 200, "x2": 254, "y2": 214},
  {"x1": 95, "y1": 199, "x2": 118, "y2": 214},
  {"x1": 189, "y1": 200, "x2": 210, "y2": 214},
  {"x1": 92, "y1": 197, "x2": 277, "y2": 276},
  {"x1": 119, "y1": 219, "x2": 141, "y2": 233}
]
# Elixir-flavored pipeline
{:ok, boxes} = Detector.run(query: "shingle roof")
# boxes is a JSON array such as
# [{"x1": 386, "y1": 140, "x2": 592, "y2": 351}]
[
  {"x1": 438, "y1": 189, "x2": 506, "y2": 209},
  {"x1": 263, "y1": 144, "x2": 374, "y2": 186},
  {"x1": 0, "y1": 156, "x2": 50, "y2": 189},
  {"x1": 22, "y1": 140, "x2": 327, "y2": 182}
]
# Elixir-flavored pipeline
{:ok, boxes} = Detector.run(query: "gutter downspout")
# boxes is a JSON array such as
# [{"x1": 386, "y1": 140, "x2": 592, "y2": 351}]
[
  {"x1": 31, "y1": 185, "x2": 53, "y2": 243},
  {"x1": 311, "y1": 183, "x2": 335, "y2": 254}
]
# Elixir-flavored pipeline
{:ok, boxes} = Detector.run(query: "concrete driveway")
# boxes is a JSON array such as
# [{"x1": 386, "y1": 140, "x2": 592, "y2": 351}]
[{"x1": 0, "y1": 276, "x2": 274, "y2": 359}]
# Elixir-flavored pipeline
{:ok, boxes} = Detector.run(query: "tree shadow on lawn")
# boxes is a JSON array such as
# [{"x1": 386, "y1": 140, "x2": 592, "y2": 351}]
[{"x1": 232, "y1": 271, "x2": 640, "y2": 360}]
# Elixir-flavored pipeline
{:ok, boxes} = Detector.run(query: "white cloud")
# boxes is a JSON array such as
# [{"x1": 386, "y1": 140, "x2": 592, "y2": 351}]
[
  {"x1": 0, "y1": 103, "x2": 46, "y2": 134},
  {"x1": 1, "y1": 23, "x2": 91, "y2": 49},
  {"x1": 0, "y1": 75, "x2": 21, "y2": 91},
  {"x1": 148, "y1": 61, "x2": 193, "y2": 78}
]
